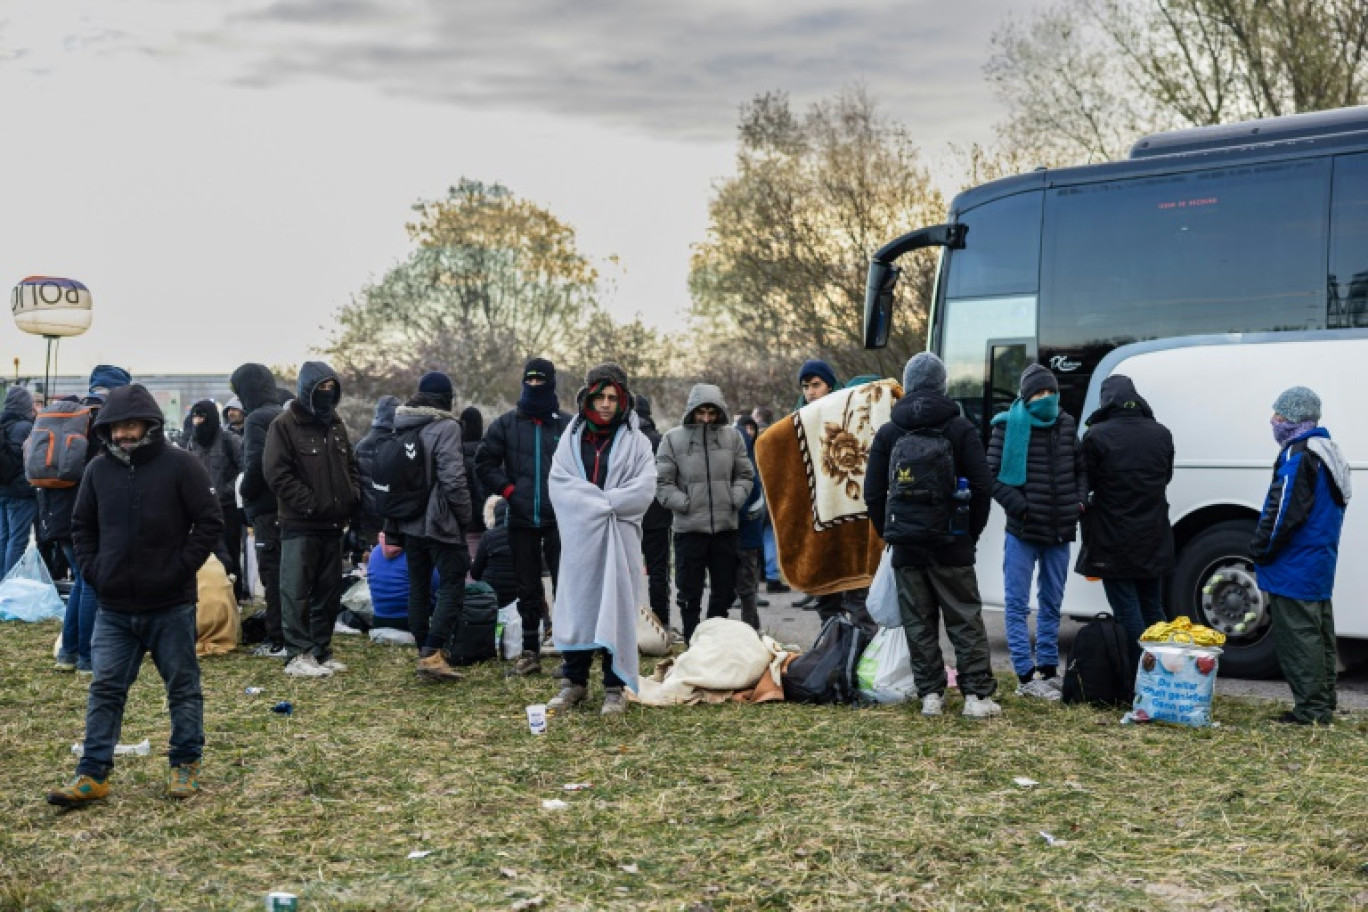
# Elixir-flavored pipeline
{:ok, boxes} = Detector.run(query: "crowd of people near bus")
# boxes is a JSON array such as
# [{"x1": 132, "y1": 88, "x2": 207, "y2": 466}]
[{"x1": 0, "y1": 350, "x2": 1344, "y2": 808}]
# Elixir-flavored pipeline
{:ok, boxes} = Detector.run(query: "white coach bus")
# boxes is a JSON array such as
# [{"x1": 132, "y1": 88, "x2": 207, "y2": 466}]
[{"x1": 864, "y1": 107, "x2": 1368, "y2": 677}]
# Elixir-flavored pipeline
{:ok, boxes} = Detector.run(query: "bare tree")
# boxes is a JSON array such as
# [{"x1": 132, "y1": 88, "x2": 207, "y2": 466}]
[{"x1": 988, "y1": 0, "x2": 1368, "y2": 162}]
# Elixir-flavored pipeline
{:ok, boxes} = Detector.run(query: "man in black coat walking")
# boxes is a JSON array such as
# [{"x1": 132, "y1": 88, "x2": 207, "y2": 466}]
[
  {"x1": 866, "y1": 353, "x2": 1001, "y2": 719},
  {"x1": 49, "y1": 384, "x2": 223, "y2": 807},
  {"x1": 1074, "y1": 374, "x2": 1175, "y2": 647}
]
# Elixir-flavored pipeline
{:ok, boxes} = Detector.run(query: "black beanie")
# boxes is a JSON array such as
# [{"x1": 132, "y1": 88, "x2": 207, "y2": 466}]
[
  {"x1": 523, "y1": 358, "x2": 556, "y2": 385},
  {"x1": 1019, "y1": 364, "x2": 1059, "y2": 400}
]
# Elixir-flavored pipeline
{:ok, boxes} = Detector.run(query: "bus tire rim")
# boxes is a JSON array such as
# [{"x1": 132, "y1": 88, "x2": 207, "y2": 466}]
[{"x1": 1198, "y1": 560, "x2": 1266, "y2": 638}]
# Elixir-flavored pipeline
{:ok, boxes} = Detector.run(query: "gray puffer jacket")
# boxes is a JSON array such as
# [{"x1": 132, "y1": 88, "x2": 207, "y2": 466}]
[
  {"x1": 656, "y1": 384, "x2": 754, "y2": 534},
  {"x1": 392, "y1": 405, "x2": 472, "y2": 545}
]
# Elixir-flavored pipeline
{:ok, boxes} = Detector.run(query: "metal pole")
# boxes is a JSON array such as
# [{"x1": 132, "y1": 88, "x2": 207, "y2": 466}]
[{"x1": 42, "y1": 336, "x2": 54, "y2": 404}]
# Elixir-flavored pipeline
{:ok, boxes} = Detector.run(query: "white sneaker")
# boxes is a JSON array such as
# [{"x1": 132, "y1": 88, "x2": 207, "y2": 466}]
[
  {"x1": 333, "y1": 620, "x2": 363, "y2": 635},
  {"x1": 921, "y1": 693, "x2": 944, "y2": 717},
  {"x1": 962, "y1": 695, "x2": 1003, "y2": 718},
  {"x1": 284, "y1": 654, "x2": 332, "y2": 678},
  {"x1": 1044, "y1": 675, "x2": 1064, "y2": 694},
  {"x1": 320, "y1": 657, "x2": 348, "y2": 673},
  {"x1": 369, "y1": 628, "x2": 416, "y2": 647},
  {"x1": 252, "y1": 643, "x2": 288, "y2": 659},
  {"x1": 1017, "y1": 678, "x2": 1062, "y2": 701}
]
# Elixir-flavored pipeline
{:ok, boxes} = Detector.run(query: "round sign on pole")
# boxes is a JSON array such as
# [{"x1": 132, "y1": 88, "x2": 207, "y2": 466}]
[{"x1": 11, "y1": 276, "x2": 93, "y2": 337}]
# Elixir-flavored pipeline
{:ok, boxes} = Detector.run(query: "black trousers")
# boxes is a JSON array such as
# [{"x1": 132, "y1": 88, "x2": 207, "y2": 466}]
[
  {"x1": 220, "y1": 502, "x2": 246, "y2": 600},
  {"x1": 253, "y1": 512, "x2": 283, "y2": 646},
  {"x1": 561, "y1": 648, "x2": 624, "y2": 688},
  {"x1": 405, "y1": 535, "x2": 470, "y2": 652},
  {"x1": 280, "y1": 529, "x2": 344, "y2": 661},
  {"x1": 509, "y1": 525, "x2": 561, "y2": 652},
  {"x1": 674, "y1": 530, "x2": 739, "y2": 643},
  {"x1": 642, "y1": 526, "x2": 671, "y2": 626}
]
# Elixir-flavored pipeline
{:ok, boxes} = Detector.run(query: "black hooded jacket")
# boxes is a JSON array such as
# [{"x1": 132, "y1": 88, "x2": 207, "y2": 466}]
[
  {"x1": 987, "y1": 407, "x2": 1085, "y2": 546},
  {"x1": 634, "y1": 395, "x2": 672, "y2": 531},
  {"x1": 72, "y1": 384, "x2": 224, "y2": 613},
  {"x1": 231, "y1": 363, "x2": 283, "y2": 521},
  {"x1": 865, "y1": 390, "x2": 993, "y2": 568},
  {"x1": 1074, "y1": 375, "x2": 1175, "y2": 579},
  {"x1": 460, "y1": 406, "x2": 487, "y2": 533},
  {"x1": 263, "y1": 362, "x2": 360, "y2": 532},
  {"x1": 476, "y1": 407, "x2": 571, "y2": 529},
  {"x1": 186, "y1": 401, "x2": 242, "y2": 505}
]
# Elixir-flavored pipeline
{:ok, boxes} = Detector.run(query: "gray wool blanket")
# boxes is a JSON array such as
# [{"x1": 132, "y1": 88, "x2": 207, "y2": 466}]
[{"x1": 549, "y1": 412, "x2": 658, "y2": 691}]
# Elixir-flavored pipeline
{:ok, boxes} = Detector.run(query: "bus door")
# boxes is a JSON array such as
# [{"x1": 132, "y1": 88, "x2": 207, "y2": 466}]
[{"x1": 986, "y1": 337, "x2": 1036, "y2": 422}]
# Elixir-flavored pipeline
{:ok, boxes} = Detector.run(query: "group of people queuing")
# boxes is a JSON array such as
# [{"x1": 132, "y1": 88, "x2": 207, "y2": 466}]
[
  {"x1": 22, "y1": 342, "x2": 1348, "y2": 809},
  {"x1": 865, "y1": 353, "x2": 1348, "y2": 728}
]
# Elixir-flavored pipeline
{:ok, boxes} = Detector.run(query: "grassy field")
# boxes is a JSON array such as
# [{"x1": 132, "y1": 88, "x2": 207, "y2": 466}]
[{"x1": 2, "y1": 618, "x2": 1367, "y2": 912}]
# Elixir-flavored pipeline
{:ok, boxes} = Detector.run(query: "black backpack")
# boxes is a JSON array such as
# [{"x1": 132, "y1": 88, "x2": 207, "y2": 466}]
[
  {"x1": 447, "y1": 582, "x2": 499, "y2": 665},
  {"x1": 782, "y1": 616, "x2": 872, "y2": 705},
  {"x1": 1061, "y1": 613, "x2": 1137, "y2": 708},
  {"x1": 0, "y1": 417, "x2": 22, "y2": 484},
  {"x1": 883, "y1": 428, "x2": 956, "y2": 547},
  {"x1": 370, "y1": 425, "x2": 428, "y2": 521}
]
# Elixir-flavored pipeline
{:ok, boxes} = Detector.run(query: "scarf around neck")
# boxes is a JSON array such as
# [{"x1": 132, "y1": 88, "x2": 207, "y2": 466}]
[
  {"x1": 991, "y1": 394, "x2": 1059, "y2": 486},
  {"x1": 518, "y1": 381, "x2": 559, "y2": 420}
]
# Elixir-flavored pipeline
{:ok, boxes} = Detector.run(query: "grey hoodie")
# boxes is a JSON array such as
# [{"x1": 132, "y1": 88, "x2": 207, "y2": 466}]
[
  {"x1": 392, "y1": 404, "x2": 473, "y2": 543},
  {"x1": 655, "y1": 384, "x2": 754, "y2": 534}
]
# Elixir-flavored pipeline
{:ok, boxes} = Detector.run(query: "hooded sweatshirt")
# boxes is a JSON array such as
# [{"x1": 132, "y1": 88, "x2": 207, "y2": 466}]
[
  {"x1": 71, "y1": 384, "x2": 224, "y2": 612},
  {"x1": 391, "y1": 398, "x2": 472, "y2": 544},
  {"x1": 262, "y1": 362, "x2": 360, "y2": 532},
  {"x1": 186, "y1": 399, "x2": 242, "y2": 504},
  {"x1": 231, "y1": 363, "x2": 284, "y2": 521},
  {"x1": 655, "y1": 383, "x2": 754, "y2": 535},
  {"x1": 0, "y1": 386, "x2": 35, "y2": 498}
]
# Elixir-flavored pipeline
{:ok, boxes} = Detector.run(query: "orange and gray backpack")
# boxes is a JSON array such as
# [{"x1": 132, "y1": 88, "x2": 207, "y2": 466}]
[{"x1": 23, "y1": 402, "x2": 95, "y2": 488}]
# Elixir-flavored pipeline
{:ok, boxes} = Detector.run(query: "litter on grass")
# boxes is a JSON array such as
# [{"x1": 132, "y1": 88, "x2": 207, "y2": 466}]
[
  {"x1": 1013, "y1": 777, "x2": 1039, "y2": 788},
  {"x1": 72, "y1": 738, "x2": 150, "y2": 758},
  {"x1": 541, "y1": 799, "x2": 569, "y2": 810},
  {"x1": 407, "y1": 850, "x2": 434, "y2": 860},
  {"x1": 562, "y1": 782, "x2": 592, "y2": 791},
  {"x1": 1039, "y1": 831, "x2": 1068, "y2": 847}
]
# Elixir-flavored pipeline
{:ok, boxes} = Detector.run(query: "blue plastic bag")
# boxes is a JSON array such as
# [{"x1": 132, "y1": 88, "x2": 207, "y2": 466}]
[
  {"x1": 1124, "y1": 642, "x2": 1221, "y2": 727},
  {"x1": 0, "y1": 544, "x2": 66, "y2": 622}
]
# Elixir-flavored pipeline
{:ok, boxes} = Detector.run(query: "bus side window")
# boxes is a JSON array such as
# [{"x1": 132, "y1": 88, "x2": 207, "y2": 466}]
[{"x1": 1330, "y1": 153, "x2": 1368, "y2": 329}]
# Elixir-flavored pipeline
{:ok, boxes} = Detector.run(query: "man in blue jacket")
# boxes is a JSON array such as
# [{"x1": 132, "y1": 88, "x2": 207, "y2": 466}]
[{"x1": 1251, "y1": 386, "x2": 1351, "y2": 725}]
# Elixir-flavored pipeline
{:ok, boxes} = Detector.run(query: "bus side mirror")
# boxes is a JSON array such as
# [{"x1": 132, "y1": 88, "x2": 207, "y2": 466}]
[{"x1": 864, "y1": 260, "x2": 901, "y2": 349}]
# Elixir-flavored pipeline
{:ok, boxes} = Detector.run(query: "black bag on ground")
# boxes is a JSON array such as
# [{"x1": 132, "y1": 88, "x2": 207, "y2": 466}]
[
  {"x1": 240, "y1": 611, "x2": 268, "y2": 645},
  {"x1": 370, "y1": 425, "x2": 428, "y2": 521},
  {"x1": 1061, "y1": 612, "x2": 1137, "y2": 708},
  {"x1": 883, "y1": 428, "x2": 957, "y2": 547},
  {"x1": 782, "y1": 615, "x2": 872, "y2": 705},
  {"x1": 447, "y1": 581, "x2": 499, "y2": 665}
]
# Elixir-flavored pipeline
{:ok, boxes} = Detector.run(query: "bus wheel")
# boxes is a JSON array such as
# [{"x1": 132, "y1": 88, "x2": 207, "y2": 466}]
[{"x1": 1170, "y1": 519, "x2": 1280, "y2": 679}]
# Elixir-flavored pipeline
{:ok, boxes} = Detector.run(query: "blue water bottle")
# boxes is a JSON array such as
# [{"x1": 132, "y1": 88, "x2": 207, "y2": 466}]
[{"x1": 950, "y1": 477, "x2": 971, "y2": 536}]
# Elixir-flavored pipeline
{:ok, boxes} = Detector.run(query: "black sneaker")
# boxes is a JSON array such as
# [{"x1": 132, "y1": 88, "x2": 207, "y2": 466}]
[
  {"x1": 1273, "y1": 710, "x2": 1312, "y2": 725},
  {"x1": 794, "y1": 593, "x2": 816, "y2": 609},
  {"x1": 765, "y1": 581, "x2": 791, "y2": 594}
]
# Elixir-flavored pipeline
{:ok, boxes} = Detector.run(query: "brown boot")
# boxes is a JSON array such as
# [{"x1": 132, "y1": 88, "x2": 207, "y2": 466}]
[
  {"x1": 416, "y1": 650, "x2": 462, "y2": 681},
  {"x1": 505, "y1": 650, "x2": 542, "y2": 677}
]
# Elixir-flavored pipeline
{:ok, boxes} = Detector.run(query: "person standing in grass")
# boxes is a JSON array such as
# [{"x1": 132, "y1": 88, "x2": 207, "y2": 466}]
[
  {"x1": 1251, "y1": 386, "x2": 1351, "y2": 726},
  {"x1": 475, "y1": 358, "x2": 571, "y2": 678},
  {"x1": 545, "y1": 363, "x2": 657, "y2": 715},
  {"x1": 1074, "y1": 375, "x2": 1175, "y2": 652},
  {"x1": 655, "y1": 382, "x2": 753, "y2": 644},
  {"x1": 48, "y1": 384, "x2": 223, "y2": 807},
  {"x1": 865, "y1": 353, "x2": 1001, "y2": 719},
  {"x1": 264, "y1": 361, "x2": 360, "y2": 679},
  {"x1": 987, "y1": 363, "x2": 1084, "y2": 701}
]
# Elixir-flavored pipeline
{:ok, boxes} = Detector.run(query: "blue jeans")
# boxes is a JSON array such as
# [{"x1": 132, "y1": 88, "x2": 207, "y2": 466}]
[
  {"x1": 762, "y1": 523, "x2": 779, "y2": 581},
  {"x1": 1101, "y1": 577, "x2": 1166, "y2": 651},
  {"x1": 77, "y1": 603, "x2": 203, "y2": 778},
  {"x1": 0, "y1": 495, "x2": 37, "y2": 577},
  {"x1": 1002, "y1": 533, "x2": 1070, "y2": 678},
  {"x1": 59, "y1": 543, "x2": 96, "y2": 665}
]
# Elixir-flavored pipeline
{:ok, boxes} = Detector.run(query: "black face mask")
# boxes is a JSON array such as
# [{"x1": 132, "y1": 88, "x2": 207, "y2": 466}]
[{"x1": 311, "y1": 386, "x2": 337, "y2": 422}]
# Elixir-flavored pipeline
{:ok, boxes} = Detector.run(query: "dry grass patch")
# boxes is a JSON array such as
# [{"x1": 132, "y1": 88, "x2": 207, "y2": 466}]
[{"x1": 2, "y1": 618, "x2": 1368, "y2": 910}]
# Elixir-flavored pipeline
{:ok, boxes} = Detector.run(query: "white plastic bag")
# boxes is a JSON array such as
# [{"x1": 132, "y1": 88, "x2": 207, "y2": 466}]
[
  {"x1": 636, "y1": 605, "x2": 670, "y2": 656},
  {"x1": 499, "y1": 602, "x2": 523, "y2": 660},
  {"x1": 341, "y1": 577, "x2": 374, "y2": 622},
  {"x1": 865, "y1": 547, "x2": 901, "y2": 629},
  {"x1": 0, "y1": 544, "x2": 65, "y2": 622},
  {"x1": 856, "y1": 626, "x2": 917, "y2": 703}
]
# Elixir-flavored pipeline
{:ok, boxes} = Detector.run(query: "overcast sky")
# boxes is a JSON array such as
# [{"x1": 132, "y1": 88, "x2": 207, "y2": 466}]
[{"x1": 0, "y1": 0, "x2": 1038, "y2": 380}]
